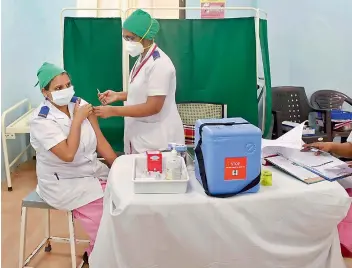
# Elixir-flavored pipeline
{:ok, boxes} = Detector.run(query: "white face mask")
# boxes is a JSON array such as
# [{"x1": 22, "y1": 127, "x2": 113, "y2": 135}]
[
  {"x1": 50, "y1": 86, "x2": 75, "y2": 106},
  {"x1": 125, "y1": 41, "x2": 144, "y2": 57}
]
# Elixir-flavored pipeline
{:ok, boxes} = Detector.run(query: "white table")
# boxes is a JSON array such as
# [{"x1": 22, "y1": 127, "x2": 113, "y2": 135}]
[{"x1": 90, "y1": 155, "x2": 351, "y2": 268}]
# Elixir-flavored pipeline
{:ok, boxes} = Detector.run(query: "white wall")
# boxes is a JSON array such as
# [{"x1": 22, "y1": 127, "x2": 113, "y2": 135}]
[
  {"x1": 128, "y1": 0, "x2": 179, "y2": 18},
  {"x1": 1, "y1": 0, "x2": 76, "y2": 181},
  {"x1": 259, "y1": 0, "x2": 352, "y2": 99}
]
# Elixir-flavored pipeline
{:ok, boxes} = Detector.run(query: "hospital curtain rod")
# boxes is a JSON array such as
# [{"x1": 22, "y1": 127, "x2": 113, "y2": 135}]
[
  {"x1": 125, "y1": 7, "x2": 267, "y2": 18},
  {"x1": 61, "y1": 7, "x2": 267, "y2": 18}
]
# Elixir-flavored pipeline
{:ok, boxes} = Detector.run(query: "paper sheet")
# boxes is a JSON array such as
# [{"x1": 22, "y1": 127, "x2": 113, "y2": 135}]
[
  {"x1": 266, "y1": 155, "x2": 324, "y2": 184},
  {"x1": 262, "y1": 121, "x2": 352, "y2": 181},
  {"x1": 262, "y1": 121, "x2": 306, "y2": 158}
]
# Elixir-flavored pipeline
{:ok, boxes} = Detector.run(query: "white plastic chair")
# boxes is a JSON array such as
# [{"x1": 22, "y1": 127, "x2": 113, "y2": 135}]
[{"x1": 19, "y1": 190, "x2": 89, "y2": 268}]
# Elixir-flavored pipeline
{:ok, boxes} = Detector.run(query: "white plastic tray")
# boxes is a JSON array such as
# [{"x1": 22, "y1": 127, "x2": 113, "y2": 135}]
[{"x1": 132, "y1": 154, "x2": 189, "y2": 194}]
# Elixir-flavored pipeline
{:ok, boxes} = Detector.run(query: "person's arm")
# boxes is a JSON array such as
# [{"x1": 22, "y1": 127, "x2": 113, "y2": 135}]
[
  {"x1": 95, "y1": 62, "x2": 171, "y2": 118},
  {"x1": 30, "y1": 103, "x2": 92, "y2": 162},
  {"x1": 110, "y1": 96, "x2": 166, "y2": 117},
  {"x1": 50, "y1": 103, "x2": 92, "y2": 162},
  {"x1": 50, "y1": 118, "x2": 83, "y2": 162},
  {"x1": 326, "y1": 142, "x2": 352, "y2": 158},
  {"x1": 115, "y1": 91, "x2": 128, "y2": 102},
  {"x1": 99, "y1": 90, "x2": 128, "y2": 105},
  {"x1": 304, "y1": 141, "x2": 352, "y2": 158},
  {"x1": 88, "y1": 114, "x2": 117, "y2": 166}
]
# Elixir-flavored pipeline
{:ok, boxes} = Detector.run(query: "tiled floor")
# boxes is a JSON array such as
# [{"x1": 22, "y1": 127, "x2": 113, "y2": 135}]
[{"x1": 2, "y1": 160, "x2": 352, "y2": 268}]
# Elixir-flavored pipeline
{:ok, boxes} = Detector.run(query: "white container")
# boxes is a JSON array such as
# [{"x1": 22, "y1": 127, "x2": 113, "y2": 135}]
[
  {"x1": 165, "y1": 149, "x2": 182, "y2": 180},
  {"x1": 133, "y1": 154, "x2": 189, "y2": 194}
]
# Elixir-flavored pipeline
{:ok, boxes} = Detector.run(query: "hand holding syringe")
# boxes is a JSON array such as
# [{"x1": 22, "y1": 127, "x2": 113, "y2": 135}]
[{"x1": 97, "y1": 88, "x2": 119, "y2": 105}]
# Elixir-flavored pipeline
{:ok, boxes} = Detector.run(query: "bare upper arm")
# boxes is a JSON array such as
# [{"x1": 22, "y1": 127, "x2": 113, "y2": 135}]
[
  {"x1": 30, "y1": 117, "x2": 74, "y2": 162},
  {"x1": 88, "y1": 113, "x2": 118, "y2": 164},
  {"x1": 146, "y1": 95, "x2": 166, "y2": 114},
  {"x1": 88, "y1": 114, "x2": 104, "y2": 141}
]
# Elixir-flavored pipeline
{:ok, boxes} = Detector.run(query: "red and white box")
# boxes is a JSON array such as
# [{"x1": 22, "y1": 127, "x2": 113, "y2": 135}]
[{"x1": 146, "y1": 151, "x2": 162, "y2": 173}]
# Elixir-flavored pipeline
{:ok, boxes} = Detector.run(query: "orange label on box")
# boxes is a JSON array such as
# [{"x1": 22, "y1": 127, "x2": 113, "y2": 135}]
[{"x1": 224, "y1": 157, "x2": 247, "y2": 180}]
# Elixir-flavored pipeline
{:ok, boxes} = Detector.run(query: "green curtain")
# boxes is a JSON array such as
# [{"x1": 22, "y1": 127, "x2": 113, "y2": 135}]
[
  {"x1": 63, "y1": 17, "x2": 271, "y2": 151},
  {"x1": 63, "y1": 17, "x2": 124, "y2": 152},
  {"x1": 259, "y1": 19, "x2": 272, "y2": 137},
  {"x1": 131, "y1": 18, "x2": 259, "y2": 126}
]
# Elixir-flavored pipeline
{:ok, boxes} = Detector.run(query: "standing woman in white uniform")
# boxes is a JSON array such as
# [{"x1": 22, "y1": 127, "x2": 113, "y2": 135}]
[
  {"x1": 94, "y1": 9, "x2": 185, "y2": 154},
  {"x1": 30, "y1": 62, "x2": 117, "y2": 264}
]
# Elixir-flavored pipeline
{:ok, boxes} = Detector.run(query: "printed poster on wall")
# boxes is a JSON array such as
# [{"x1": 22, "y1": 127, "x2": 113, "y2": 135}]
[{"x1": 200, "y1": 0, "x2": 225, "y2": 19}]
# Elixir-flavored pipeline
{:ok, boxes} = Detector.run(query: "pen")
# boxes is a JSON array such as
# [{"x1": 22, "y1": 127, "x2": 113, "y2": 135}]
[
  {"x1": 310, "y1": 161, "x2": 333, "y2": 168},
  {"x1": 97, "y1": 88, "x2": 101, "y2": 94}
]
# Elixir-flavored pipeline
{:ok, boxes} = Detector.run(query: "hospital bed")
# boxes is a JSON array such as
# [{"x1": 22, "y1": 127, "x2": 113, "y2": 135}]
[{"x1": 1, "y1": 99, "x2": 34, "y2": 191}]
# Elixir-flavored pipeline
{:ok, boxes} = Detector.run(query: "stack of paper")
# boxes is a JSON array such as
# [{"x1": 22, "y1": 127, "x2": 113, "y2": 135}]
[
  {"x1": 282, "y1": 121, "x2": 315, "y2": 136},
  {"x1": 265, "y1": 155, "x2": 324, "y2": 184},
  {"x1": 262, "y1": 121, "x2": 352, "y2": 183}
]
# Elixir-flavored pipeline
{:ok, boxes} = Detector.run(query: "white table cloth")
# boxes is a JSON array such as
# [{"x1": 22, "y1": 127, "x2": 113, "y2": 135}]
[{"x1": 90, "y1": 155, "x2": 351, "y2": 268}]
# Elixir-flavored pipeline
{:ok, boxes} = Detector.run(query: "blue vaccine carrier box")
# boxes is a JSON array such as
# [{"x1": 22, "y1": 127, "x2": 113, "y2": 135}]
[{"x1": 194, "y1": 118, "x2": 262, "y2": 197}]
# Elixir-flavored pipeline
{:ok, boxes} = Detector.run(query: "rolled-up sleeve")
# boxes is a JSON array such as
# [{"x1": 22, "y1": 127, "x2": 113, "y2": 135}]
[{"x1": 30, "y1": 118, "x2": 67, "y2": 151}]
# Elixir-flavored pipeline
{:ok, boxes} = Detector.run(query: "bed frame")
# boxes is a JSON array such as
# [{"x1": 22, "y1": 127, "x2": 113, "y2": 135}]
[{"x1": 1, "y1": 99, "x2": 35, "y2": 191}]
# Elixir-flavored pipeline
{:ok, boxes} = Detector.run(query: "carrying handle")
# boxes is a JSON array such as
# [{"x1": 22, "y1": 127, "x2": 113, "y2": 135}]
[{"x1": 198, "y1": 122, "x2": 240, "y2": 138}]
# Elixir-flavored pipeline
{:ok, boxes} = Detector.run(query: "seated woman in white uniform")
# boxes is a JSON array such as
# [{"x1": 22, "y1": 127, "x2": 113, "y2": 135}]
[
  {"x1": 30, "y1": 62, "x2": 117, "y2": 264},
  {"x1": 304, "y1": 136, "x2": 352, "y2": 257},
  {"x1": 94, "y1": 9, "x2": 185, "y2": 154}
]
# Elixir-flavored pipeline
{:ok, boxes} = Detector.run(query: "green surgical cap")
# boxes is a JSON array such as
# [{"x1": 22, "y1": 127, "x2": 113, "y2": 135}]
[
  {"x1": 123, "y1": 9, "x2": 160, "y2": 40},
  {"x1": 35, "y1": 62, "x2": 66, "y2": 89}
]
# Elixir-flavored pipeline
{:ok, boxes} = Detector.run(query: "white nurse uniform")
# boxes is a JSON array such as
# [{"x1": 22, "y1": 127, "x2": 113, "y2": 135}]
[{"x1": 124, "y1": 43, "x2": 185, "y2": 154}]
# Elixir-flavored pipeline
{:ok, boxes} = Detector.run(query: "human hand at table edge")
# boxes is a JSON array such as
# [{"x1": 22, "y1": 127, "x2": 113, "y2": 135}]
[
  {"x1": 302, "y1": 141, "x2": 352, "y2": 158},
  {"x1": 302, "y1": 142, "x2": 334, "y2": 155}
]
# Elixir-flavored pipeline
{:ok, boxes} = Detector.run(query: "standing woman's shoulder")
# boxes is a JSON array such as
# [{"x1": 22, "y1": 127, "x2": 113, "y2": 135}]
[{"x1": 150, "y1": 47, "x2": 175, "y2": 73}]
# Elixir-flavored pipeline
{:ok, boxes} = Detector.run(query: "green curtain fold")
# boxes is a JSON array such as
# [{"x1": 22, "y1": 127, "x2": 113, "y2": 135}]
[
  {"x1": 63, "y1": 17, "x2": 124, "y2": 152},
  {"x1": 132, "y1": 18, "x2": 259, "y2": 126},
  {"x1": 259, "y1": 19, "x2": 272, "y2": 137}
]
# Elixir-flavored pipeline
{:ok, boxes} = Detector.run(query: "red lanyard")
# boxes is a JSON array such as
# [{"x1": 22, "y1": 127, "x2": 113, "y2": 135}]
[{"x1": 130, "y1": 45, "x2": 158, "y2": 83}]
